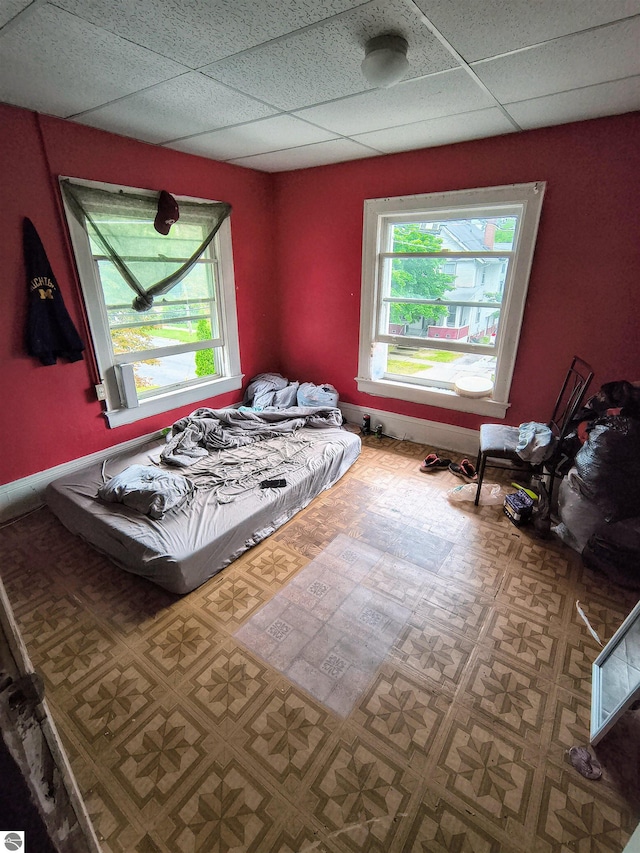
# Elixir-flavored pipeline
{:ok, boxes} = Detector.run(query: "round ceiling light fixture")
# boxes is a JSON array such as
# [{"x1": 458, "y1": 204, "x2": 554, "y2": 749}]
[{"x1": 361, "y1": 34, "x2": 409, "y2": 88}]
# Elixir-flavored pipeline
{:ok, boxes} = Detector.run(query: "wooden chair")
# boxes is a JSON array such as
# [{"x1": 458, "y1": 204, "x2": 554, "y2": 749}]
[{"x1": 474, "y1": 356, "x2": 594, "y2": 506}]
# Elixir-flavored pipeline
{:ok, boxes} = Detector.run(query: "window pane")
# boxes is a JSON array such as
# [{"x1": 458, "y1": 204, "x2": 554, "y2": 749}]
[
  {"x1": 89, "y1": 217, "x2": 214, "y2": 291},
  {"x1": 99, "y1": 259, "x2": 219, "y2": 355},
  {"x1": 391, "y1": 222, "x2": 447, "y2": 253},
  {"x1": 126, "y1": 258, "x2": 215, "y2": 300},
  {"x1": 359, "y1": 184, "x2": 544, "y2": 410},
  {"x1": 98, "y1": 258, "x2": 215, "y2": 307},
  {"x1": 384, "y1": 308, "x2": 500, "y2": 346},
  {"x1": 390, "y1": 217, "x2": 517, "y2": 253},
  {"x1": 63, "y1": 178, "x2": 241, "y2": 422},
  {"x1": 385, "y1": 346, "x2": 497, "y2": 384},
  {"x1": 133, "y1": 349, "x2": 218, "y2": 396},
  {"x1": 385, "y1": 257, "x2": 509, "y2": 302},
  {"x1": 110, "y1": 318, "x2": 218, "y2": 356},
  {"x1": 89, "y1": 218, "x2": 207, "y2": 262},
  {"x1": 386, "y1": 256, "x2": 457, "y2": 300}
]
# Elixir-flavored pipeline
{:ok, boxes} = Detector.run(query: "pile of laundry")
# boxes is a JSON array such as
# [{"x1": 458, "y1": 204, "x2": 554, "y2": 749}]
[{"x1": 242, "y1": 373, "x2": 339, "y2": 411}]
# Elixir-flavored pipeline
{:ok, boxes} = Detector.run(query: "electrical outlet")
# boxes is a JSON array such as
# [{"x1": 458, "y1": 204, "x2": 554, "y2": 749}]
[{"x1": 95, "y1": 383, "x2": 106, "y2": 401}]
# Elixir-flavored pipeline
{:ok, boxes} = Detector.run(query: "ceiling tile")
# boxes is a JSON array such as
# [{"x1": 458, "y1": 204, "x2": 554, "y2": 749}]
[
  {"x1": 505, "y1": 77, "x2": 640, "y2": 129},
  {"x1": 54, "y1": 0, "x2": 368, "y2": 68},
  {"x1": 0, "y1": 0, "x2": 32, "y2": 28},
  {"x1": 293, "y1": 69, "x2": 495, "y2": 136},
  {"x1": 1, "y1": 0, "x2": 638, "y2": 172},
  {"x1": 74, "y1": 73, "x2": 277, "y2": 143},
  {"x1": 472, "y1": 18, "x2": 640, "y2": 104},
  {"x1": 0, "y1": 4, "x2": 187, "y2": 116},
  {"x1": 413, "y1": 0, "x2": 640, "y2": 62},
  {"x1": 228, "y1": 138, "x2": 379, "y2": 172},
  {"x1": 168, "y1": 114, "x2": 339, "y2": 160},
  {"x1": 203, "y1": 0, "x2": 457, "y2": 110},
  {"x1": 352, "y1": 107, "x2": 515, "y2": 153}
]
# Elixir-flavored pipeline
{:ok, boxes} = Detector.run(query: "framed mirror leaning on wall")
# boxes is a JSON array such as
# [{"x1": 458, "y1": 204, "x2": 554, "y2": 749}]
[{"x1": 591, "y1": 598, "x2": 640, "y2": 745}]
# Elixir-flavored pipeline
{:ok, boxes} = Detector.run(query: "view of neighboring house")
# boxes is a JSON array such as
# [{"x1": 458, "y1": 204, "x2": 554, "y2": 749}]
[{"x1": 405, "y1": 218, "x2": 512, "y2": 345}]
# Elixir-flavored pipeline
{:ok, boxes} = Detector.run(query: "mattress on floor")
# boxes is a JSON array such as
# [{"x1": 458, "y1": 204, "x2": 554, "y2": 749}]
[{"x1": 45, "y1": 426, "x2": 361, "y2": 594}]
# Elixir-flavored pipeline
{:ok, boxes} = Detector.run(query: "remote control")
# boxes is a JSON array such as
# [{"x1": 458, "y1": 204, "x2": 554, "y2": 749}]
[{"x1": 260, "y1": 479, "x2": 287, "y2": 488}]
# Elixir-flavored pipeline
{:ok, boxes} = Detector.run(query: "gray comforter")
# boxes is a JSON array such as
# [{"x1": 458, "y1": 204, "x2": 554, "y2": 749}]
[{"x1": 161, "y1": 406, "x2": 343, "y2": 466}]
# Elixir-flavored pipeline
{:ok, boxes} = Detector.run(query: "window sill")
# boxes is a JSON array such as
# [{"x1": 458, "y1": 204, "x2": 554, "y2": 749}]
[
  {"x1": 355, "y1": 377, "x2": 510, "y2": 417},
  {"x1": 103, "y1": 374, "x2": 244, "y2": 428}
]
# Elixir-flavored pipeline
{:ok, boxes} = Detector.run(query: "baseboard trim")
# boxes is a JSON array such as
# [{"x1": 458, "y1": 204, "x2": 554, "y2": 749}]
[
  {"x1": 1, "y1": 410, "x2": 479, "y2": 522},
  {"x1": 0, "y1": 430, "x2": 164, "y2": 523},
  {"x1": 339, "y1": 403, "x2": 479, "y2": 456}
]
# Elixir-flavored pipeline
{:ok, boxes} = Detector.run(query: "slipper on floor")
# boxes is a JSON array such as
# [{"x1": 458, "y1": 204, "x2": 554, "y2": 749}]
[
  {"x1": 568, "y1": 746, "x2": 602, "y2": 780},
  {"x1": 420, "y1": 454, "x2": 452, "y2": 473},
  {"x1": 449, "y1": 459, "x2": 477, "y2": 480}
]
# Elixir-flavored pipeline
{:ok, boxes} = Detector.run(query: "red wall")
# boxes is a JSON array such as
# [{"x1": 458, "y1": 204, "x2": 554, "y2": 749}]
[
  {"x1": 0, "y1": 105, "x2": 277, "y2": 484},
  {"x1": 2, "y1": 106, "x2": 639, "y2": 485},
  {"x1": 273, "y1": 112, "x2": 640, "y2": 432}
]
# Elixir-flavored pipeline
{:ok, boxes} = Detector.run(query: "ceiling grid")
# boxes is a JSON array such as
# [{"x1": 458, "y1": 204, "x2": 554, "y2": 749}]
[{"x1": 0, "y1": 0, "x2": 638, "y2": 171}]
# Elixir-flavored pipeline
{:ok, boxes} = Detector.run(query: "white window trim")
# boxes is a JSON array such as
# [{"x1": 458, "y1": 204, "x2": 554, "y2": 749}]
[
  {"x1": 61, "y1": 177, "x2": 243, "y2": 427},
  {"x1": 357, "y1": 182, "x2": 546, "y2": 417}
]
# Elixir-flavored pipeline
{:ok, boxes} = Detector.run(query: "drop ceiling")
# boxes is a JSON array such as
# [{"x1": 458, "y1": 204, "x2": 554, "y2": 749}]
[{"x1": 1, "y1": 0, "x2": 639, "y2": 172}]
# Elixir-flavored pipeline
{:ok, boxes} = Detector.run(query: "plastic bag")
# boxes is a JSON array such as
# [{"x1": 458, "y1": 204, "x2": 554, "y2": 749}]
[
  {"x1": 573, "y1": 415, "x2": 640, "y2": 521},
  {"x1": 446, "y1": 483, "x2": 504, "y2": 505},
  {"x1": 555, "y1": 473, "x2": 607, "y2": 552},
  {"x1": 297, "y1": 382, "x2": 339, "y2": 408},
  {"x1": 552, "y1": 522, "x2": 580, "y2": 551}
]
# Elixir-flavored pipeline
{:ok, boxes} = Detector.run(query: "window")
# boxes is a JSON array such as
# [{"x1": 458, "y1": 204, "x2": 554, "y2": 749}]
[
  {"x1": 357, "y1": 182, "x2": 546, "y2": 416},
  {"x1": 62, "y1": 179, "x2": 242, "y2": 427}
]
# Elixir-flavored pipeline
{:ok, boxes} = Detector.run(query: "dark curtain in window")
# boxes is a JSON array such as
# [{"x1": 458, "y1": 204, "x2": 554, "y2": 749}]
[{"x1": 61, "y1": 180, "x2": 231, "y2": 312}]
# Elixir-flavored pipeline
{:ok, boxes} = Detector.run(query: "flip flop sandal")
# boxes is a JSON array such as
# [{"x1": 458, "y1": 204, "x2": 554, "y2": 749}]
[
  {"x1": 568, "y1": 746, "x2": 602, "y2": 780},
  {"x1": 449, "y1": 459, "x2": 477, "y2": 480},
  {"x1": 420, "y1": 454, "x2": 452, "y2": 472}
]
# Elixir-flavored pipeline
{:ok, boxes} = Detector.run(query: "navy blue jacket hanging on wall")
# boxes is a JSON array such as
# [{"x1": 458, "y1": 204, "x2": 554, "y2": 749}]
[{"x1": 24, "y1": 217, "x2": 84, "y2": 365}]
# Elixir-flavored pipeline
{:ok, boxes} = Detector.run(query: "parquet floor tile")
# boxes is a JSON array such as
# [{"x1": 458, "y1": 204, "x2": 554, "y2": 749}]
[{"x1": 2, "y1": 433, "x2": 639, "y2": 851}]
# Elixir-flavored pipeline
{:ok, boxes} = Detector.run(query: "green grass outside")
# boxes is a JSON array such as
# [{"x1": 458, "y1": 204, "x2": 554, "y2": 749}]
[
  {"x1": 420, "y1": 350, "x2": 460, "y2": 363},
  {"x1": 390, "y1": 348, "x2": 461, "y2": 364},
  {"x1": 387, "y1": 358, "x2": 430, "y2": 375},
  {"x1": 140, "y1": 326, "x2": 198, "y2": 343}
]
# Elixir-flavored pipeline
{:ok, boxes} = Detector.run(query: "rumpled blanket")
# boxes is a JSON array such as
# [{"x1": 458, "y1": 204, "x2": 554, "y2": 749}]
[
  {"x1": 243, "y1": 373, "x2": 299, "y2": 409},
  {"x1": 97, "y1": 464, "x2": 194, "y2": 518},
  {"x1": 516, "y1": 421, "x2": 555, "y2": 464},
  {"x1": 161, "y1": 406, "x2": 343, "y2": 466},
  {"x1": 178, "y1": 432, "x2": 316, "y2": 502}
]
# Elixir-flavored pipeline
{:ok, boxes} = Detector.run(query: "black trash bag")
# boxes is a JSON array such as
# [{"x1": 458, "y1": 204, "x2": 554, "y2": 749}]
[
  {"x1": 573, "y1": 415, "x2": 640, "y2": 522},
  {"x1": 587, "y1": 380, "x2": 640, "y2": 418},
  {"x1": 532, "y1": 477, "x2": 551, "y2": 538},
  {"x1": 555, "y1": 432, "x2": 582, "y2": 476},
  {"x1": 583, "y1": 519, "x2": 640, "y2": 589},
  {"x1": 567, "y1": 380, "x2": 640, "y2": 456}
]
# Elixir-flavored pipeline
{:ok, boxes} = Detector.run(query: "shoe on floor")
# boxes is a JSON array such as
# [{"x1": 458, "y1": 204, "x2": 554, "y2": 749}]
[
  {"x1": 420, "y1": 453, "x2": 452, "y2": 473},
  {"x1": 449, "y1": 459, "x2": 477, "y2": 480}
]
